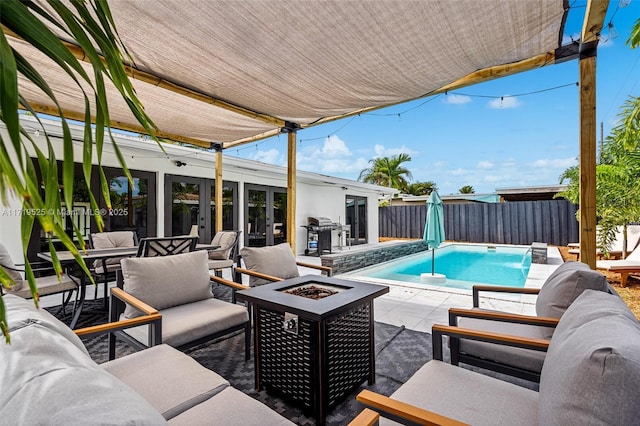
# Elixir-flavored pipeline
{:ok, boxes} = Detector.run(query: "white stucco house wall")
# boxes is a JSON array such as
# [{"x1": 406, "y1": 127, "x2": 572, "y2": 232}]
[{"x1": 1, "y1": 115, "x2": 396, "y2": 261}]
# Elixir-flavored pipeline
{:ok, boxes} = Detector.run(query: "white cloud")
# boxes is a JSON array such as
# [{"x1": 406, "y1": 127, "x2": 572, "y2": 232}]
[
  {"x1": 532, "y1": 157, "x2": 577, "y2": 168},
  {"x1": 488, "y1": 96, "x2": 521, "y2": 109},
  {"x1": 443, "y1": 94, "x2": 471, "y2": 105},
  {"x1": 450, "y1": 168, "x2": 470, "y2": 176},
  {"x1": 372, "y1": 144, "x2": 416, "y2": 158},
  {"x1": 296, "y1": 135, "x2": 371, "y2": 175},
  {"x1": 248, "y1": 148, "x2": 283, "y2": 165},
  {"x1": 477, "y1": 161, "x2": 494, "y2": 169}
]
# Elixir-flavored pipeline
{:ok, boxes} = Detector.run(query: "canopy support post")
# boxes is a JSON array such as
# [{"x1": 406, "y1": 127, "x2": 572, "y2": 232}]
[
  {"x1": 578, "y1": 0, "x2": 608, "y2": 269},
  {"x1": 213, "y1": 143, "x2": 223, "y2": 234},
  {"x1": 284, "y1": 123, "x2": 300, "y2": 254}
]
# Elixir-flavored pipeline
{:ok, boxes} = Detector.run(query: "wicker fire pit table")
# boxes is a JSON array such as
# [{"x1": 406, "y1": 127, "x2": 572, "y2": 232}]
[{"x1": 236, "y1": 275, "x2": 389, "y2": 425}]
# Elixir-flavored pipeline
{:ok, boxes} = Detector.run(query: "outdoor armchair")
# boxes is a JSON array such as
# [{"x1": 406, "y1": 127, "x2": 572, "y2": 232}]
[
  {"x1": 110, "y1": 250, "x2": 250, "y2": 360},
  {"x1": 235, "y1": 242, "x2": 332, "y2": 286},
  {"x1": 447, "y1": 260, "x2": 609, "y2": 382},
  {"x1": 352, "y1": 290, "x2": 640, "y2": 426},
  {"x1": 0, "y1": 243, "x2": 78, "y2": 316}
]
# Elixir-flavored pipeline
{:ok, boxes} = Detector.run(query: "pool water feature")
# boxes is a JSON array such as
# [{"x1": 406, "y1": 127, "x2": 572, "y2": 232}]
[{"x1": 348, "y1": 244, "x2": 532, "y2": 290}]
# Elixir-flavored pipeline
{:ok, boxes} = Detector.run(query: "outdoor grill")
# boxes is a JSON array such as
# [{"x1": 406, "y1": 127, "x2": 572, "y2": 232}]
[
  {"x1": 236, "y1": 276, "x2": 389, "y2": 424},
  {"x1": 304, "y1": 216, "x2": 339, "y2": 256}
]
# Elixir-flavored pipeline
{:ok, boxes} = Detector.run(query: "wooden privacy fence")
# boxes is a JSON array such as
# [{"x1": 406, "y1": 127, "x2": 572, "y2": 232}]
[{"x1": 379, "y1": 200, "x2": 579, "y2": 246}]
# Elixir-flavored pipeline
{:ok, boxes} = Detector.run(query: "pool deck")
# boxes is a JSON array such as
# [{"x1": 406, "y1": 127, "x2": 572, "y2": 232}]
[{"x1": 300, "y1": 242, "x2": 564, "y2": 333}]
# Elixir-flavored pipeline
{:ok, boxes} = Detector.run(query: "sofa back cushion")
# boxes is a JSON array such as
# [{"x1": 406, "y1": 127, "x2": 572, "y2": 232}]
[
  {"x1": 209, "y1": 231, "x2": 237, "y2": 260},
  {"x1": 539, "y1": 290, "x2": 640, "y2": 425},
  {"x1": 536, "y1": 260, "x2": 608, "y2": 319},
  {"x1": 0, "y1": 243, "x2": 24, "y2": 290},
  {"x1": 240, "y1": 242, "x2": 299, "y2": 286},
  {"x1": 0, "y1": 294, "x2": 165, "y2": 425},
  {"x1": 121, "y1": 250, "x2": 212, "y2": 318}
]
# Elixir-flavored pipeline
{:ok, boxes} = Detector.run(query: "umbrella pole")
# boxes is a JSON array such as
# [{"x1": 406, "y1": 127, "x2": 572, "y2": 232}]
[{"x1": 432, "y1": 248, "x2": 435, "y2": 275}]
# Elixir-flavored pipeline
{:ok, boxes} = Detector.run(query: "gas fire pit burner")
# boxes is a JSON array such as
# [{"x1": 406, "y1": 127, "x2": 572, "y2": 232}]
[{"x1": 284, "y1": 285, "x2": 339, "y2": 299}]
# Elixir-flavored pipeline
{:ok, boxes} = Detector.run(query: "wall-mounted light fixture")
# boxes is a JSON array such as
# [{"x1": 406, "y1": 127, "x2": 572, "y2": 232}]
[{"x1": 175, "y1": 160, "x2": 187, "y2": 167}]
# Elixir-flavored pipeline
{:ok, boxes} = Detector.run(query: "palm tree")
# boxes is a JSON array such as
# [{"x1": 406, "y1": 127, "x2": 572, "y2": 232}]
[
  {"x1": 358, "y1": 153, "x2": 413, "y2": 190},
  {"x1": 1, "y1": 1, "x2": 157, "y2": 341},
  {"x1": 459, "y1": 185, "x2": 475, "y2": 194},
  {"x1": 405, "y1": 181, "x2": 437, "y2": 196}
]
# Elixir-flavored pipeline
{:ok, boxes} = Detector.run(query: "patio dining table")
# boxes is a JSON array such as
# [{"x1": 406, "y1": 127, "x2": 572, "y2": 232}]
[{"x1": 38, "y1": 243, "x2": 219, "y2": 329}]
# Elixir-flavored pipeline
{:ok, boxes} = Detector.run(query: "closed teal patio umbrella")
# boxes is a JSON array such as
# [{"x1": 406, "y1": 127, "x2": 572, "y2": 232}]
[{"x1": 424, "y1": 191, "x2": 445, "y2": 276}]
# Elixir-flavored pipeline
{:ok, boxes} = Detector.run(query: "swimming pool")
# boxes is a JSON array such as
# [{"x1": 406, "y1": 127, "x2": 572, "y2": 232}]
[{"x1": 346, "y1": 243, "x2": 531, "y2": 290}]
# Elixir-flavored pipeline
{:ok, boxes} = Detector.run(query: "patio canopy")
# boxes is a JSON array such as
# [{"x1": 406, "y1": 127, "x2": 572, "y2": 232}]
[
  {"x1": 8, "y1": 0, "x2": 600, "y2": 148},
  {"x1": 6, "y1": 0, "x2": 609, "y2": 265}
]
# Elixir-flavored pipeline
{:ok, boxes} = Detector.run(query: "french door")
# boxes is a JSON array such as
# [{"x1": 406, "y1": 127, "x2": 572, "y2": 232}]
[
  {"x1": 345, "y1": 195, "x2": 367, "y2": 245},
  {"x1": 164, "y1": 175, "x2": 237, "y2": 243},
  {"x1": 244, "y1": 184, "x2": 287, "y2": 247}
]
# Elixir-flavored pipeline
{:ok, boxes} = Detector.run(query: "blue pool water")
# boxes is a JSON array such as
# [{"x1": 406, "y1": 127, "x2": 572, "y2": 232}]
[{"x1": 350, "y1": 244, "x2": 531, "y2": 290}]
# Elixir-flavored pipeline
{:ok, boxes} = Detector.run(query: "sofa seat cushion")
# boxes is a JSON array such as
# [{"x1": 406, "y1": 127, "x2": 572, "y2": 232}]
[
  {"x1": 383, "y1": 360, "x2": 538, "y2": 426},
  {"x1": 457, "y1": 316, "x2": 549, "y2": 374},
  {"x1": 121, "y1": 250, "x2": 213, "y2": 318},
  {"x1": 539, "y1": 290, "x2": 640, "y2": 425},
  {"x1": 103, "y1": 344, "x2": 229, "y2": 420},
  {"x1": 1, "y1": 299, "x2": 165, "y2": 425},
  {"x1": 240, "y1": 242, "x2": 299, "y2": 286},
  {"x1": 168, "y1": 387, "x2": 295, "y2": 426},
  {"x1": 124, "y1": 298, "x2": 249, "y2": 347}
]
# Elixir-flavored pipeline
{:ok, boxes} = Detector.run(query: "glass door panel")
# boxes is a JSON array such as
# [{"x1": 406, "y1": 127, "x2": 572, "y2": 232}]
[
  {"x1": 170, "y1": 180, "x2": 202, "y2": 238},
  {"x1": 273, "y1": 191, "x2": 287, "y2": 245},
  {"x1": 247, "y1": 188, "x2": 267, "y2": 247},
  {"x1": 345, "y1": 195, "x2": 367, "y2": 245}
]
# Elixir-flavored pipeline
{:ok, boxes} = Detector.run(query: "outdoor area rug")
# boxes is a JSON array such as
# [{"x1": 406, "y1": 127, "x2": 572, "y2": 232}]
[{"x1": 46, "y1": 285, "x2": 537, "y2": 425}]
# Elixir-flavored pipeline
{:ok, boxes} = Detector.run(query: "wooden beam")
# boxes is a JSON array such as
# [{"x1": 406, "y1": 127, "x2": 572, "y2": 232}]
[
  {"x1": 579, "y1": 0, "x2": 609, "y2": 269},
  {"x1": 287, "y1": 131, "x2": 297, "y2": 254},
  {"x1": 215, "y1": 148, "x2": 223, "y2": 233},
  {"x1": 25, "y1": 101, "x2": 213, "y2": 148}
]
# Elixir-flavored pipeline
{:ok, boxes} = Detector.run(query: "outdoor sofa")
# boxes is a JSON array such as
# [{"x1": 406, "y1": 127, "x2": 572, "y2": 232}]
[
  {"x1": 353, "y1": 289, "x2": 640, "y2": 425},
  {"x1": 0, "y1": 293, "x2": 294, "y2": 425}
]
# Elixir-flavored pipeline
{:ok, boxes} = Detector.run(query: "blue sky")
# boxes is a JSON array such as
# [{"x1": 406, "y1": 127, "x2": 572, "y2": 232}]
[{"x1": 227, "y1": 1, "x2": 640, "y2": 195}]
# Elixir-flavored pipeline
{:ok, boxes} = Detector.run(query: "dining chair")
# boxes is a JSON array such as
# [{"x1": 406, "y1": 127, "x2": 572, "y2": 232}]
[
  {"x1": 136, "y1": 236, "x2": 198, "y2": 257},
  {"x1": 89, "y1": 231, "x2": 138, "y2": 303},
  {"x1": 207, "y1": 230, "x2": 241, "y2": 278},
  {"x1": 0, "y1": 243, "x2": 79, "y2": 316}
]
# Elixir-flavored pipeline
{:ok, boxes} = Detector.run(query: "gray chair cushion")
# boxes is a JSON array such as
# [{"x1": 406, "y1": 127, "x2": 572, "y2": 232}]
[
  {"x1": 168, "y1": 387, "x2": 295, "y2": 426},
  {"x1": 0, "y1": 243, "x2": 24, "y2": 290},
  {"x1": 539, "y1": 290, "x2": 640, "y2": 425},
  {"x1": 0, "y1": 296, "x2": 165, "y2": 425},
  {"x1": 209, "y1": 231, "x2": 237, "y2": 260},
  {"x1": 103, "y1": 344, "x2": 230, "y2": 420},
  {"x1": 121, "y1": 250, "x2": 213, "y2": 318},
  {"x1": 383, "y1": 360, "x2": 538, "y2": 425},
  {"x1": 123, "y1": 298, "x2": 249, "y2": 347},
  {"x1": 5, "y1": 273, "x2": 77, "y2": 299},
  {"x1": 457, "y1": 316, "x2": 549, "y2": 374},
  {"x1": 535, "y1": 260, "x2": 607, "y2": 322},
  {"x1": 240, "y1": 242, "x2": 299, "y2": 286},
  {"x1": 91, "y1": 231, "x2": 136, "y2": 268}
]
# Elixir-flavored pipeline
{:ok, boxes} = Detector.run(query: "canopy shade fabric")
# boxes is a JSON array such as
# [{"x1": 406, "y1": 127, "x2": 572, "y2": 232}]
[{"x1": 8, "y1": 0, "x2": 582, "y2": 149}]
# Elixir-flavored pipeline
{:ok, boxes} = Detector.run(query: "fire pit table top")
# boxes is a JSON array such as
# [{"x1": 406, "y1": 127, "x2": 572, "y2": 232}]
[{"x1": 235, "y1": 275, "x2": 389, "y2": 321}]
